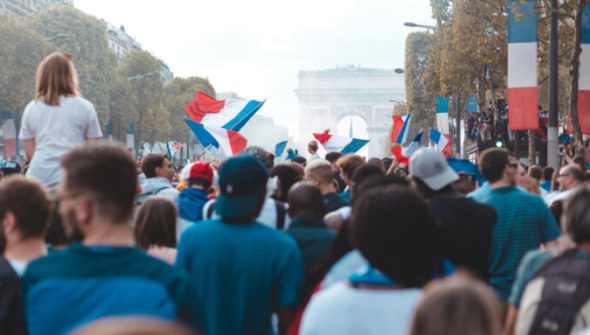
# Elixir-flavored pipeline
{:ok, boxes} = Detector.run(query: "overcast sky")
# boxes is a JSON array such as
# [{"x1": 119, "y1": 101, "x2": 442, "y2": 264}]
[{"x1": 75, "y1": 0, "x2": 435, "y2": 140}]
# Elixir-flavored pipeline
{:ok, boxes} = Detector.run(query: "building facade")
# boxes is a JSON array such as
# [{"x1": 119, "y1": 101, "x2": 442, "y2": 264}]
[
  {"x1": 295, "y1": 65, "x2": 405, "y2": 158},
  {"x1": 0, "y1": 0, "x2": 72, "y2": 17}
]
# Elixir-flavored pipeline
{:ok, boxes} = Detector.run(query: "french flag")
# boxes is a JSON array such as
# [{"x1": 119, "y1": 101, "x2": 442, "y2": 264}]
[
  {"x1": 185, "y1": 118, "x2": 247, "y2": 156},
  {"x1": 274, "y1": 140, "x2": 288, "y2": 157},
  {"x1": 429, "y1": 128, "x2": 450, "y2": 155},
  {"x1": 508, "y1": 0, "x2": 538, "y2": 130},
  {"x1": 578, "y1": 4, "x2": 590, "y2": 133},
  {"x1": 392, "y1": 130, "x2": 423, "y2": 165},
  {"x1": 185, "y1": 91, "x2": 265, "y2": 132},
  {"x1": 391, "y1": 114, "x2": 411, "y2": 145},
  {"x1": 313, "y1": 129, "x2": 369, "y2": 154}
]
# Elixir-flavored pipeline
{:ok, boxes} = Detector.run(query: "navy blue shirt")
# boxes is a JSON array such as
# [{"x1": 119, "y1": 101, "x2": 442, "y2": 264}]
[{"x1": 286, "y1": 217, "x2": 336, "y2": 277}]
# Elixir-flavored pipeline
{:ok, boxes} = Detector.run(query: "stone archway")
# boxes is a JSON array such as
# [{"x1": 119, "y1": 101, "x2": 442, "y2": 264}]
[{"x1": 295, "y1": 65, "x2": 405, "y2": 157}]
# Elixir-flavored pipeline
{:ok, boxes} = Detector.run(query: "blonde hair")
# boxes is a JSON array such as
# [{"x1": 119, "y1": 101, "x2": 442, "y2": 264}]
[
  {"x1": 35, "y1": 52, "x2": 79, "y2": 106},
  {"x1": 409, "y1": 275, "x2": 502, "y2": 335}
]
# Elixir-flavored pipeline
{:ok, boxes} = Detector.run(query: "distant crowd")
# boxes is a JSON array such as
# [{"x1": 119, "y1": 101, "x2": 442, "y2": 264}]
[{"x1": 4, "y1": 51, "x2": 590, "y2": 335}]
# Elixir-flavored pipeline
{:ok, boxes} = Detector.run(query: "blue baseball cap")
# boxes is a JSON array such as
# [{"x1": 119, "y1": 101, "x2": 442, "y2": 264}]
[{"x1": 216, "y1": 155, "x2": 269, "y2": 217}]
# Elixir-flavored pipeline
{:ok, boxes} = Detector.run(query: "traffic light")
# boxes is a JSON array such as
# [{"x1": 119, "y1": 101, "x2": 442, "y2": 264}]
[{"x1": 495, "y1": 139, "x2": 505, "y2": 148}]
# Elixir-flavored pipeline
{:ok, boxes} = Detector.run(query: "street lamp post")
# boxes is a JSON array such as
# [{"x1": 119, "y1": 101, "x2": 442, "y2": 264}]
[
  {"x1": 547, "y1": 0, "x2": 559, "y2": 169},
  {"x1": 126, "y1": 72, "x2": 159, "y2": 81},
  {"x1": 44, "y1": 33, "x2": 68, "y2": 42},
  {"x1": 404, "y1": 22, "x2": 437, "y2": 31}
]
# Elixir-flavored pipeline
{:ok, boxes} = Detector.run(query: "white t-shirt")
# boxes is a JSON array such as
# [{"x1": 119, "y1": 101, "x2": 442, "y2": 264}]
[
  {"x1": 19, "y1": 96, "x2": 103, "y2": 188},
  {"x1": 300, "y1": 281, "x2": 422, "y2": 335}
]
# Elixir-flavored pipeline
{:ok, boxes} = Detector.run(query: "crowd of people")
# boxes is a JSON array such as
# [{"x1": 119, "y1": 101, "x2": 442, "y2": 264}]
[{"x1": 4, "y1": 52, "x2": 590, "y2": 335}]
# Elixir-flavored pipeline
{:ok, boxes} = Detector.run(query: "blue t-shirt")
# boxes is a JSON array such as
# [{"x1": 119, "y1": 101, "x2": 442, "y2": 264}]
[
  {"x1": 470, "y1": 186, "x2": 560, "y2": 300},
  {"x1": 22, "y1": 243, "x2": 201, "y2": 335},
  {"x1": 176, "y1": 219, "x2": 303, "y2": 335}
]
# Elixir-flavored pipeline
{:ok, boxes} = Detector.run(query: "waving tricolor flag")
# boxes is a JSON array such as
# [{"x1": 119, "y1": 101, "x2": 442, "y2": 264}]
[
  {"x1": 166, "y1": 142, "x2": 185, "y2": 159},
  {"x1": 391, "y1": 114, "x2": 411, "y2": 145},
  {"x1": 185, "y1": 119, "x2": 247, "y2": 157},
  {"x1": 313, "y1": 129, "x2": 369, "y2": 154},
  {"x1": 185, "y1": 91, "x2": 265, "y2": 132},
  {"x1": 392, "y1": 130, "x2": 423, "y2": 165},
  {"x1": 429, "y1": 128, "x2": 450, "y2": 155},
  {"x1": 508, "y1": 0, "x2": 538, "y2": 130},
  {"x1": 274, "y1": 140, "x2": 288, "y2": 157}
]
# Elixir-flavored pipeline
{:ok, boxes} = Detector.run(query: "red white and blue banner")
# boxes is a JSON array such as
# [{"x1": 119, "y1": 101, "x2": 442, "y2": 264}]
[
  {"x1": 508, "y1": 0, "x2": 538, "y2": 130},
  {"x1": 313, "y1": 129, "x2": 369, "y2": 154},
  {"x1": 392, "y1": 130, "x2": 423, "y2": 165},
  {"x1": 435, "y1": 96, "x2": 449, "y2": 134},
  {"x1": 185, "y1": 118, "x2": 247, "y2": 156},
  {"x1": 579, "y1": 3, "x2": 590, "y2": 133},
  {"x1": 429, "y1": 128, "x2": 450, "y2": 154},
  {"x1": 185, "y1": 91, "x2": 265, "y2": 132},
  {"x1": 2, "y1": 118, "x2": 16, "y2": 158}
]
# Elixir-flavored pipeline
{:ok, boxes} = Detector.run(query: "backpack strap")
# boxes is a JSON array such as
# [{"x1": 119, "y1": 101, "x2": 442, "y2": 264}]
[{"x1": 275, "y1": 200, "x2": 286, "y2": 230}]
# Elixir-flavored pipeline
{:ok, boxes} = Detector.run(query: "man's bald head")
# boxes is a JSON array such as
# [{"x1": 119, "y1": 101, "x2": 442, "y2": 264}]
[{"x1": 287, "y1": 181, "x2": 326, "y2": 219}]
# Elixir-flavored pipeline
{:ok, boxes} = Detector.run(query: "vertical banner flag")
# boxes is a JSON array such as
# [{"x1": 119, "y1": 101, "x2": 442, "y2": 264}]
[
  {"x1": 106, "y1": 121, "x2": 113, "y2": 142},
  {"x1": 578, "y1": 4, "x2": 590, "y2": 133},
  {"x1": 508, "y1": 0, "x2": 538, "y2": 130},
  {"x1": 467, "y1": 97, "x2": 479, "y2": 113},
  {"x1": 435, "y1": 96, "x2": 450, "y2": 134},
  {"x1": 274, "y1": 140, "x2": 288, "y2": 158},
  {"x1": 2, "y1": 119, "x2": 16, "y2": 158},
  {"x1": 126, "y1": 121, "x2": 135, "y2": 152}
]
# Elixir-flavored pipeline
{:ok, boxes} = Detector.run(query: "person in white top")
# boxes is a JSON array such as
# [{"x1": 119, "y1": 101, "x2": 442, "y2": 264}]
[
  {"x1": 544, "y1": 164, "x2": 585, "y2": 207},
  {"x1": 308, "y1": 140, "x2": 321, "y2": 162},
  {"x1": 0, "y1": 176, "x2": 50, "y2": 276},
  {"x1": 300, "y1": 182, "x2": 440, "y2": 335},
  {"x1": 19, "y1": 52, "x2": 103, "y2": 189}
]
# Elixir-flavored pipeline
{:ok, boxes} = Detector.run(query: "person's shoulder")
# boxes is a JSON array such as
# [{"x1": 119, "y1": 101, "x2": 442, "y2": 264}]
[
  {"x1": 24, "y1": 248, "x2": 76, "y2": 279},
  {"x1": 67, "y1": 96, "x2": 95, "y2": 109}
]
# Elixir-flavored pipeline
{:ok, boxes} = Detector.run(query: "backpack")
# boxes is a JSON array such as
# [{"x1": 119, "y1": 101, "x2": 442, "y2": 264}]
[
  {"x1": 136, "y1": 186, "x2": 171, "y2": 206},
  {"x1": 519, "y1": 250, "x2": 590, "y2": 335},
  {"x1": 206, "y1": 199, "x2": 287, "y2": 229}
]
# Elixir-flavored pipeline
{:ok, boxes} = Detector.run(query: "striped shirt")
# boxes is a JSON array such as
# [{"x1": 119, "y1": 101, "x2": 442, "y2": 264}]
[{"x1": 470, "y1": 186, "x2": 560, "y2": 300}]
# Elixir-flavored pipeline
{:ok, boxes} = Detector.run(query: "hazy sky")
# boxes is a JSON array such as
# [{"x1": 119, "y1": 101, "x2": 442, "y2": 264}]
[{"x1": 75, "y1": 0, "x2": 434, "y2": 140}]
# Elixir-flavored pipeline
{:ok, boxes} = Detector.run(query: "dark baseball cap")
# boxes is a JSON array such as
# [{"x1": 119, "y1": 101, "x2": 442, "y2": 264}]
[{"x1": 216, "y1": 155, "x2": 269, "y2": 217}]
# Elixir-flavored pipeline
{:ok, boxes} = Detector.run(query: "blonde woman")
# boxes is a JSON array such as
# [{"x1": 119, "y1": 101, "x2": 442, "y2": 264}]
[{"x1": 18, "y1": 52, "x2": 102, "y2": 188}]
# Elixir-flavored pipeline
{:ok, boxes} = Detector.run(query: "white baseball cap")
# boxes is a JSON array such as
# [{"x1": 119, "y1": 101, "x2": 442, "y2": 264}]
[{"x1": 409, "y1": 148, "x2": 459, "y2": 191}]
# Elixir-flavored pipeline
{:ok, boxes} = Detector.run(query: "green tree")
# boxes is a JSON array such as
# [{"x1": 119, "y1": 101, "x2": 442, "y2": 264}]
[
  {"x1": 0, "y1": 14, "x2": 52, "y2": 114},
  {"x1": 25, "y1": 6, "x2": 118, "y2": 126},
  {"x1": 161, "y1": 77, "x2": 216, "y2": 142},
  {"x1": 120, "y1": 50, "x2": 167, "y2": 149},
  {"x1": 405, "y1": 32, "x2": 436, "y2": 136}
]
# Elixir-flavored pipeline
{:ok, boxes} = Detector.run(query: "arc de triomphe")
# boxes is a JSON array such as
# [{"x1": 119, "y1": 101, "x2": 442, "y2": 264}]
[{"x1": 294, "y1": 65, "x2": 405, "y2": 158}]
